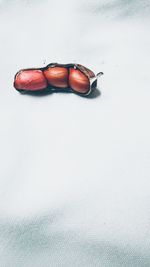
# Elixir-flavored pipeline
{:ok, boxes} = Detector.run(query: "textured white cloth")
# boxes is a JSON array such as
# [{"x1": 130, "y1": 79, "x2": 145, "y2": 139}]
[{"x1": 0, "y1": 0, "x2": 150, "y2": 266}]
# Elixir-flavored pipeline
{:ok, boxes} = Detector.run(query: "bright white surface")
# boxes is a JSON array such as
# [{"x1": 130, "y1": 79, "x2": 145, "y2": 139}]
[{"x1": 0, "y1": 0, "x2": 150, "y2": 266}]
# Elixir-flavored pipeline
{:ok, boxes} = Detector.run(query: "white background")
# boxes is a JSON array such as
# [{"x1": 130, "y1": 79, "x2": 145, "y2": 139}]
[{"x1": 0, "y1": 0, "x2": 150, "y2": 266}]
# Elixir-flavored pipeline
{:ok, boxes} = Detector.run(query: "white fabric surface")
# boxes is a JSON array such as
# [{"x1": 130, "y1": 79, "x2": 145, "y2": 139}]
[{"x1": 0, "y1": 0, "x2": 150, "y2": 266}]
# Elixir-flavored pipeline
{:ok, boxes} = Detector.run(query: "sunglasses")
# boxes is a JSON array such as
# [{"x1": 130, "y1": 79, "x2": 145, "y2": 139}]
[{"x1": 14, "y1": 63, "x2": 103, "y2": 96}]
